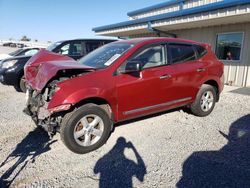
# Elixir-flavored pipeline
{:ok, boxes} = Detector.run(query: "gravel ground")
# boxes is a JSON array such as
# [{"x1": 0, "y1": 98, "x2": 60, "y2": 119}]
[
  {"x1": 0, "y1": 46, "x2": 16, "y2": 54},
  {"x1": 0, "y1": 83, "x2": 249, "y2": 188}
]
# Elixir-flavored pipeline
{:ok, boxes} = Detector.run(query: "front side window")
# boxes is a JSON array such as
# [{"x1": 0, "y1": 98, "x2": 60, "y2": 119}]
[
  {"x1": 168, "y1": 44, "x2": 196, "y2": 64},
  {"x1": 58, "y1": 43, "x2": 70, "y2": 55},
  {"x1": 130, "y1": 45, "x2": 166, "y2": 69},
  {"x1": 215, "y1": 32, "x2": 243, "y2": 61},
  {"x1": 46, "y1": 42, "x2": 62, "y2": 52},
  {"x1": 79, "y1": 43, "x2": 133, "y2": 69}
]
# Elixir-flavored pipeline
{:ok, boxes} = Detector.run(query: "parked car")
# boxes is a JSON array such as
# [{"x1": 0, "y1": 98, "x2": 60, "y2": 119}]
[
  {"x1": 10, "y1": 43, "x2": 17, "y2": 48},
  {"x1": 23, "y1": 37, "x2": 224, "y2": 154},
  {"x1": 17, "y1": 43, "x2": 28, "y2": 48},
  {"x1": 0, "y1": 47, "x2": 41, "y2": 61},
  {"x1": 0, "y1": 39, "x2": 116, "y2": 92},
  {"x1": 2, "y1": 42, "x2": 13, "y2": 47}
]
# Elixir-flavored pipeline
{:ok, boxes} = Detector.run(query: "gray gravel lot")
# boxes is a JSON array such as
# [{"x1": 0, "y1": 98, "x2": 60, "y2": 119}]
[
  {"x1": 0, "y1": 46, "x2": 250, "y2": 187},
  {"x1": 0, "y1": 84, "x2": 249, "y2": 188},
  {"x1": 0, "y1": 46, "x2": 15, "y2": 54}
]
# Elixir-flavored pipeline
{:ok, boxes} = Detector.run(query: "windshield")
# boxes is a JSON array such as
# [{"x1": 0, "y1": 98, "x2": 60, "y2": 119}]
[
  {"x1": 46, "y1": 42, "x2": 62, "y2": 51},
  {"x1": 9, "y1": 49, "x2": 23, "y2": 56},
  {"x1": 78, "y1": 43, "x2": 133, "y2": 69}
]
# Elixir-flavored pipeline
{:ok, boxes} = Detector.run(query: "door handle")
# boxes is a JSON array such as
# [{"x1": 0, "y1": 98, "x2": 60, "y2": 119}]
[
  {"x1": 160, "y1": 74, "x2": 172, "y2": 80},
  {"x1": 197, "y1": 68, "x2": 206, "y2": 72}
]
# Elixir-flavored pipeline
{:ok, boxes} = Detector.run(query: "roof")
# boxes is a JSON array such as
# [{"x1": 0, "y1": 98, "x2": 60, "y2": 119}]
[
  {"x1": 112, "y1": 37, "x2": 205, "y2": 46},
  {"x1": 93, "y1": 0, "x2": 250, "y2": 32},
  {"x1": 57, "y1": 38, "x2": 117, "y2": 43},
  {"x1": 127, "y1": 0, "x2": 184, "y2": 17}
]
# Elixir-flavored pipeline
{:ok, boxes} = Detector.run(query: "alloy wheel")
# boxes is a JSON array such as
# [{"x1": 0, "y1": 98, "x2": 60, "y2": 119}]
[{"x1": 73, "y1": 114, "x2": 104, "y2": 147}]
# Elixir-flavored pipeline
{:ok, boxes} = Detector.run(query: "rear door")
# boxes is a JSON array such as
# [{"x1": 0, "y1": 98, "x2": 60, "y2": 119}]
[{"x1": 166, "y1": 43, "x2": 208, "y2": 100}]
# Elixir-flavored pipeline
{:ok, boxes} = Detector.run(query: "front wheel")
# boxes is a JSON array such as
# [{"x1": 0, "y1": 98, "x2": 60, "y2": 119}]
[
  {"x1": 60, "y1": 104, "x2": 112, "y2": 154},
  {"x1": 14, "y1": 75, "x2": 27, "y2": 93},
  {"x1": 190, "y1": 84, "x2": 216, "y2": 117}
]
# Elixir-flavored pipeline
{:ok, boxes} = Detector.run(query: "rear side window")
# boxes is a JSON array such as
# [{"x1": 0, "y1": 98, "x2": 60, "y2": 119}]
[
  {"x1": 194, "y1": 45, "x2": 207, "y2": 58},
  {"x1": 85, "y1": 42, "x2": 102, "y2": 54},
  {"x1": 168, "y1": 44, "x2": 196, "y2": 64}
]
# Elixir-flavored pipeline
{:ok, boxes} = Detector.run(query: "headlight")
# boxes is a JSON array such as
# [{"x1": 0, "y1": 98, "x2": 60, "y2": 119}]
[{"x1": 2, "y1": 60, "x2": 18, "y2": 69}]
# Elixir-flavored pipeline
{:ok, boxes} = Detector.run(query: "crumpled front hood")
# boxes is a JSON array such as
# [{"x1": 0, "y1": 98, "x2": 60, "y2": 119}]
[
  {"x1": 25, "y1": 49, "x2": 74, "y2": 82},
  {"x1": 25, "y1": 49, "x2": 94, "y2": 92}
]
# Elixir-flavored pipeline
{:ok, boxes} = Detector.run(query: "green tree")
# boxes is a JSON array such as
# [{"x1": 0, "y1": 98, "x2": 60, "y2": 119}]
[{"x1": 20, "y1": 35, "x2": 31, "y2": 41}]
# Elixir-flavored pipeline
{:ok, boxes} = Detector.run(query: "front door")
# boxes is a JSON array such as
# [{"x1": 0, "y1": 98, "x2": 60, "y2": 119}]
[{"x1": 116, "y1": 44, "x2": 175, "y2": 120}]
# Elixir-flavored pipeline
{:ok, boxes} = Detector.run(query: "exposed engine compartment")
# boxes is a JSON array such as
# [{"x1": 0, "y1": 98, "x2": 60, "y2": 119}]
[{"x1": 23, "y1": 69, "x2": 91, "y2": 137}]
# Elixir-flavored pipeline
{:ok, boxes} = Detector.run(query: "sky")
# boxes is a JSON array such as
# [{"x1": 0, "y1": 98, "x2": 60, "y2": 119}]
[{"x1": 0, "y1": 0, "x2": 167, "y2": 42}]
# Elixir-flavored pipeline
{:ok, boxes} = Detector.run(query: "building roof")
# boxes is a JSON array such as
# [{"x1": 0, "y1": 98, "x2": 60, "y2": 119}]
[
  {"x1": 93, "y1": 0, "x2": 250, "y2": 33},
  {"x1": 127, "y1": 0, "x2": 184, "y2": 17}
]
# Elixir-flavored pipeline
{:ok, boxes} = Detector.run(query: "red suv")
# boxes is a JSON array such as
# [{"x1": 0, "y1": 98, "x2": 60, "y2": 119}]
[{"x1": 24, "y1": 38, "x2": 224, "y2": 154}]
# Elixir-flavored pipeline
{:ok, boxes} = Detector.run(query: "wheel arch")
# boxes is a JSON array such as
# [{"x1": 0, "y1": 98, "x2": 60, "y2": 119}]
[
  {"x1": 73, "y1": 97, "x2": 115, "y2": 122},
  {"x1": 203, "y1": 79, "x2": 220, "y2": 101}
]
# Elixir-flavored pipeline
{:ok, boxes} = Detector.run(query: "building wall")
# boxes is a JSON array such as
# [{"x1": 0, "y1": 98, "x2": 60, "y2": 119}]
[
  {"x1": 129, "y1": 0, "x2": 224, "y2": 20},
  {"x1": 129, "y1": 4, "x2": 180, "y2": 20},
  {"x1": 170, "y1": 23, "x2": 250, "y2": 87},
  {"x1": 183, "y1": 0, "x2": 223, "y2": 9}
]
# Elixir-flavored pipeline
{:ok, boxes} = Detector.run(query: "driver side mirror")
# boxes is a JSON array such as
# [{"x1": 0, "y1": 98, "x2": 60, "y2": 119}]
[{"x1": 120, "y1": 60, "x2": 143, "y2": 74}]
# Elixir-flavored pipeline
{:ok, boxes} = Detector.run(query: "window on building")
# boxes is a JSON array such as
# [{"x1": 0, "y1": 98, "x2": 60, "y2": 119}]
[
  {"x1": 167, "y1": 44, "x2": 196, "y2": 64},
  {"x1": 215, "y1": 32, "x2": 244, "y2": 61}
]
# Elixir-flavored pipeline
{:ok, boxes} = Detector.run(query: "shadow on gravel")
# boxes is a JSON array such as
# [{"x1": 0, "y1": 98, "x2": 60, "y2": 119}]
[
  {"x1": 0, "y1": 128, "x2": 57, "y2": 188},
  {"x1": 177, "y1": 114, "x2": 250, "y2": 188},
  {"x1": 94, "y1": 137, "x2": 147, "y2": 188}
]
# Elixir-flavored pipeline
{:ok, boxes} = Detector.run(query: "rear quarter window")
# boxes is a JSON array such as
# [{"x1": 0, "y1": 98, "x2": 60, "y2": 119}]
[
  {"x1": 194, "y1": 45, "x2": 207, "y2": 59},
  {"x1": 168, "y1": 43, "x2": 196, "y2": 64}
]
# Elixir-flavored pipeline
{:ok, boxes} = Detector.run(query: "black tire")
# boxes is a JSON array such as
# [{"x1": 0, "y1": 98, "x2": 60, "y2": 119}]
[
  {"x1": 14, "y1": 85, "x2": 22, "y2": 92},
  {"x1": 19, "y1": 76, "x2": 27, "y2": 93},
  {"x1": 190, "y1": 84, "x2": 216, "y2": 117},
  {"x1": 60, "y1": 103, "x2": 112, "y2": 154},
  {"x1": 14, "y1": 75, "x2": 27, "y2": 93}
]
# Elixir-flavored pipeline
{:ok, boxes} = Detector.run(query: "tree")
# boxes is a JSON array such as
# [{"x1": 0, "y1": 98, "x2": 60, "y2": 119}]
[{"x1": 20, "y1": 35, "x2": 31, "y2": 41}]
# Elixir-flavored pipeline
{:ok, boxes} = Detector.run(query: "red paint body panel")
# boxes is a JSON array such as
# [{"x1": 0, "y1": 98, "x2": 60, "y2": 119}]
[
  {"x1": 26, "y1": 38, "x2": 224, "y2": 123},
  {"x1": 30, "y1": 61, "x2": 95, "y2": 91},
  {"x1": 24, "y1": 49, "x2": 74, "y2": 89}
]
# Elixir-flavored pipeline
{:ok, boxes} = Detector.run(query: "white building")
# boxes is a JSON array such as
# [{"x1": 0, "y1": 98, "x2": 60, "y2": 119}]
[{"x1": 93, "y1": 0, "x2": 250, "y2": 87}]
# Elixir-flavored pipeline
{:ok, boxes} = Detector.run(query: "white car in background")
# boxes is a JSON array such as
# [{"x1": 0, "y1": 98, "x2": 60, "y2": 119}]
[{"x1": 0, "y1": 47, "x2": 41, "y2": 61}]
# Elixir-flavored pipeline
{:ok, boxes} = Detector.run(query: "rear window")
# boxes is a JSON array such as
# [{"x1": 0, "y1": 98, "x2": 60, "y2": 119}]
[
  {"x1": 194, "y1": 45, "x2": 207, "y2": 58},
  {"x1": 168, "y1": 44, "x2": 196, "y2": 64}
]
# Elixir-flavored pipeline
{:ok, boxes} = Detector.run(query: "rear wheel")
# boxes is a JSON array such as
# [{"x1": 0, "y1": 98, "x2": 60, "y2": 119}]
[
  {"x1": 190, "y1": 84, "x2": 216, "y2": 117},
  {"x1": 60, "y1": 104, "x2": 112, "y2": 154}
]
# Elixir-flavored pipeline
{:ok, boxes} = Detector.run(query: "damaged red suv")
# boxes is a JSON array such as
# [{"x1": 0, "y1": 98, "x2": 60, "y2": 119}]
[{"x1": 24, "y1": 38, "x2": 224, "y2": 154}]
